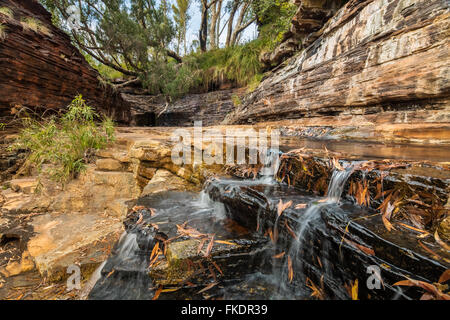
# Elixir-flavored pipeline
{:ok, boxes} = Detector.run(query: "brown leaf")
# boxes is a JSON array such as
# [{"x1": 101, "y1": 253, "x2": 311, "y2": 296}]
[
  {"x1": 197, "y1": 239, "x2": 207, "y2": 255},
  {"x1": 295, "y1": 203, "x2": 307, "y2": 209},
  {"x1": 272, "y1": 252, "x2": 285, "y2": 259},
  {"x1": 287, "y1": 256, "x2": 293, "y2": 283},
  {"x1": 204, "y1": 235, "x2": 215, "y2": 257},
  {"x1": 284, "y1": 220, "x2": 297, "y2": 240},
  {"x1": 211, "y1": 261, "x2": 223, "y2": 275},
  {"x1": 418, "y1": 241, "x2": 443, "y2": 260},
  {"x1": 197, "y1": 282, "x2": 218, "y2": 294},
  {"x1": 306, "y1": 277, "x2": 324, "y2": 300},
  {"x1": 343, "y1": 238, "x2": 375, "y2": 256},
  {"x1": 149, "y1": 242, "x2": 160, "y2": 262},
  {"x1": 397, "y1": 222, "x2": 429, "y2": 235},
  {"x1": 351, "y1": 279, "x2": 359, "y2": 300},
  {"x1": 438, "y1": 270, "x2": 450, "y2": 283},
  {"x1": 394, "y1": 278, "x2": 450, "y2": 300},
  {"x1": 132, "y1": 205, "x2": 145, "y2": 212},
  {"x1": 332, "y1": 158, "x2": 344, "y2": 171},
  {"x1": 434, "y1": 231, "x2": 450, "y2": 251},
  {"x1": 152, "y1": 285, "x2": 163, "y2": 300},
  {"x1": 277, "y1": 199, "x2": 293, "y2": 217}
]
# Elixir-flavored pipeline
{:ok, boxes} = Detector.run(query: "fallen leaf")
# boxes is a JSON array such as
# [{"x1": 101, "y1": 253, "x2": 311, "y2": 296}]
[
  {"x1": 287, "y1": 256, "x2": 293, "y2": 283},
  {"x1": 152, "y1": 285, "x2": 163, "y2": 300},
  {"x1": 273, "y1": 252, "x2": 285, "y2": 259},
  {"x1": 343, "y1": 238, "x2": 375, "y2": 256},
  {"x1": 211, "y1": 261, "x2": 223, "y2": 275},
  {"x1": 278, "y1": 199, "x2": 293, "y2": 217},
  {"x1": 351, "y1": 279, "x2": 359, "y2": 300},
  {"x1": 197, "y1": 282, "x2": 218, "y2": 294},
  {"x1": 438, "y1": 270, "x2": 450, "y2": 283},
  {"x1": 295, "y1": 203, "x2": 307, "y2": 209},
  {"x1": 332, "y1": 158, "x2": 344, "y2": 171},
  {"x1": 418, "y1": 241, "x2": 443, "y2": 260},
  {"x1": 397, "y1": 222, "x2": 429, "y2": 235},
  {"x1": 214, "y1": 240, "x2": 236, "y2": 246},
  {"x1": 204, "y1": 235, "x2": 215, "y2": 257},
  {"x1": 394, "y1": 278, "x2": 450, "y2": 300},
  {"x1": 434, "y1": 231, "x2": 450, "y2": 251}
]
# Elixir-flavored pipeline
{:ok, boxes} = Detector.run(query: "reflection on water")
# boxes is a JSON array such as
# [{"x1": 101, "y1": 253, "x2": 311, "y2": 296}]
[{"x1": 280, "y1": 137, "x2": 450, "y2": 162}]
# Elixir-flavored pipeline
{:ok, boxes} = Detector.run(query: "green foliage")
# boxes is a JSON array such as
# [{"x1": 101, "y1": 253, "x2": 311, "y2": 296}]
[
  {"x1": 232, "y1": 94, "x2": 242, "y2": 107},
  {"x1": 253, "y1": 0, "x2": 297, "y2": 45},
  {"x1": 0, "y1": 23, "x2": 6, "y2": 41},
  {"x1": 12, "y1": 95, "x2": 115, "y2": 183},
  {"x1": 21, "y1": 17, "x2": 51, "y2": 35},
  {"x1": 0, "y1": 6, "x2": 13, "y2": 18}
]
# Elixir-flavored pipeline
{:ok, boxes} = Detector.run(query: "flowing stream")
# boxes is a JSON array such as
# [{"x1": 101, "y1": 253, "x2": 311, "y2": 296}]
[{"x1": 87, "y1": 151, "x2": 436, "y2": 300}]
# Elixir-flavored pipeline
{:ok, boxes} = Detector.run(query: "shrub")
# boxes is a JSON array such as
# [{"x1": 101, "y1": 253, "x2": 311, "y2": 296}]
[
  {"x1": 11, "y1": 95, "x2": 115, "y2": 183},
  {"x1": 0, "y1": 7, "x2": 13, "y2": 19},
  {"x1": 20, "y1": 17, "x2": 51, "y2": 36}
]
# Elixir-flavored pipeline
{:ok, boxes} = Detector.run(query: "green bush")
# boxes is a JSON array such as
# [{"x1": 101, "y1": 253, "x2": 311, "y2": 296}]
[{"x1": 11, "y1": 95, "x2": 115, "y2": 183}]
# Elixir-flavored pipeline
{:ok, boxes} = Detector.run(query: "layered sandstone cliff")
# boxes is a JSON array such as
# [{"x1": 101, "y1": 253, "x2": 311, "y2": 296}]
[
  {"x1": 0, "y1": 0, "x2": 130, "y2": 123},
  {"x1": 228, "y1": 0, "x2": 450, "y2": 127}
]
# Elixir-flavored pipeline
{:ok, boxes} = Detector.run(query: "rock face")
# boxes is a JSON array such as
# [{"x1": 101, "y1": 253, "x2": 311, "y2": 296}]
[
  {"x1": 0, "y1": 0, "x2": 131, "y2": 123},
  {"x1": 123, "y1": 88, "x2": 245, "y2": 127},
  {"x1": 228, "y1": 0, "x2": 450, "y2": 124},
  {"x1": 261, "y1": 0, "x2": 347, "y2": 68}
]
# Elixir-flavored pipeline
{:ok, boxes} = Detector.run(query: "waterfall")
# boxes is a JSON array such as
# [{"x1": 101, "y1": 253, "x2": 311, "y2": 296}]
[
  {"x1": 258, "y1": 149, "x2": 281, "y2": 184},
  {"x1": 275, "y1": 164, "x2": 355, "y2": 296}
]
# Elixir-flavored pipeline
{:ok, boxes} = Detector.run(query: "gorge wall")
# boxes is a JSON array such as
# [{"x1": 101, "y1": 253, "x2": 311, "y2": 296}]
[
  {"x1": 0, "y1": 0, "x2": 131, "y2": 124},
  {"x1": 226, "y1": 0, "x2": 450, "y2": 125}
]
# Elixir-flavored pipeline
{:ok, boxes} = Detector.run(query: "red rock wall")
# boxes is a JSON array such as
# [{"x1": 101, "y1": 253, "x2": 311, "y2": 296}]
[{"x1": 0, "y1": 0, "x2": 131, "y2": 123}]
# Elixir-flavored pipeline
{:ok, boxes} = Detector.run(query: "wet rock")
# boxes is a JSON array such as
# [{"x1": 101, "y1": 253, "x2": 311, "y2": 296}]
[{"x1": 206, "y1": 180, "x2": 449, "y2": 299}]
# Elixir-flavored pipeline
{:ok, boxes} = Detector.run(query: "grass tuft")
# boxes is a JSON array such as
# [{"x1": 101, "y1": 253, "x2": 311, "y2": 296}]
[
  {"x1": 11, "y1": 95, "x2": 115, "y2": 183},
  {"x1": 0, "y1": 7, "x2": 13, "y2": 19},
  {"x1": 0, "y1": 24, "x2": 6, "y2": 41},
  {"x1": 20, "y1": 17, "x2": 51, "y2": 36}
]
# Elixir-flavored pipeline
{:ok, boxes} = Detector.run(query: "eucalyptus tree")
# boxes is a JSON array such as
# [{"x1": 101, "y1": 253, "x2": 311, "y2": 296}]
[
  {"x1": 40, "y1": 0, "x2": 181, "y2": 80},
  {"x1": 172, "y1": 0, "x2": 191, "y2": 55}
]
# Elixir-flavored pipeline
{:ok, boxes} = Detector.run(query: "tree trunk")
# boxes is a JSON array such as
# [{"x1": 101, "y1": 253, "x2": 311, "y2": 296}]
[
  {"x1": 225, "y1": 1, "x2": 239, "y2": 47},
  {"x1": 199, "y1": 3, "x2": 208, "y2": 52}
]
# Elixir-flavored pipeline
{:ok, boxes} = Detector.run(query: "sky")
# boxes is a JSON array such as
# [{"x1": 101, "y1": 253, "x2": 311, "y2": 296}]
[{"x1": 182, "y1": 1, "x2": 258, "y2": 52}]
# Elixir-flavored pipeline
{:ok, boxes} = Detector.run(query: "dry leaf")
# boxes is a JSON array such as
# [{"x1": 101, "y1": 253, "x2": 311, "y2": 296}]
[
  {"x1": 394, "y1": 278, "x2": 450, "y2": 300},
  {"x1": 197, "y1": 282, "x2": 218, "y2": 294},
  {"x1": 278, "y1": 199, "x2": 293, "y2": 216},
  {"x1": 204, "y1": 235, "x2": 215, "y2": 257},
  {"x1": 152, "y1": 285, "x2": 163, "y2": 300},
  {"x1": 434, "y1": 231, "x2": 450, "y2": 251},
  {"x1": 351, "y1": 279, "x2": 359, "y2": 300},
  {"x1": 343, "y1": 238, "x2": 375, "y2": 256},
  {"x1": 273, "y1": 252, "x2": 285, "y2": 259},
  {"x1": 287, "y1": 256, "x2": 293, "y2": 283},
  {"x1": 295, "y1": 203, "x2": 307, "y2": 209},
  {"x1": 438, "y1": 269, "x2": 450, "y2": 283}
]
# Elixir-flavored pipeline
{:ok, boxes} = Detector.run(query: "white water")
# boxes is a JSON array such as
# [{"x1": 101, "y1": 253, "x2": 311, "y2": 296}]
[
  {"x1": 258, "y1": 148, "x2": 281, "y2": 184},
  {"x1": 275, "y1": 164, "x2": 355, "y2": 294}
]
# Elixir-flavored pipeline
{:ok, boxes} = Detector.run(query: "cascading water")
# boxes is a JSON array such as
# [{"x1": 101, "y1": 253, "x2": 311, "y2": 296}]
[
  {"x1": 258, "y1": 148, "x2": 282, "y2": 184},
  {"x1": 272, "y1": 164, "x2": 355, "y2": 297}
]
